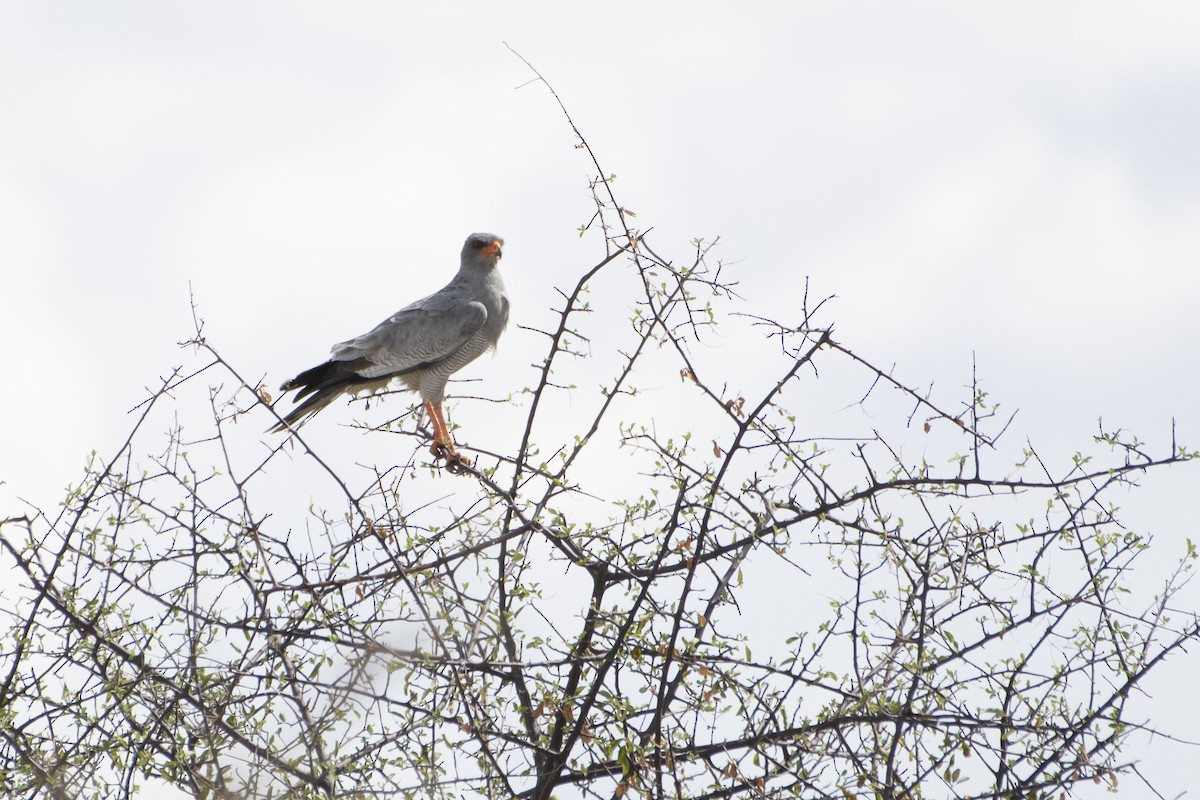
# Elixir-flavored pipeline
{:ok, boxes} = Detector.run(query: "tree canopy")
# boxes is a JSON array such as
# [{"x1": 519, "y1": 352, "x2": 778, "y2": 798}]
[{"x1": 2, "y1": 76, "x2": 1197, "y2": 800}]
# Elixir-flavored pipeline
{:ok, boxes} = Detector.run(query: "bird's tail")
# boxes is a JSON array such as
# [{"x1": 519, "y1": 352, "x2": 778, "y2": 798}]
[{"x1": 268, "y1": 361, "x2": 369, "y2": 433}]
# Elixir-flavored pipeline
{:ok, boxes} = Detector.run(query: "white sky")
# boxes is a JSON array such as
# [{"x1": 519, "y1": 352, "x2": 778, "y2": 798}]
[{"x1": 2, "y1": 2, "x2": 1198, "y2": 796}]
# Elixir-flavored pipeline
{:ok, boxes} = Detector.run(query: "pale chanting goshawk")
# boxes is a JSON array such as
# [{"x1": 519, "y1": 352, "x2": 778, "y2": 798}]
[{"x1": 271, "y1": 233, "x2": 509, "y2": 469}]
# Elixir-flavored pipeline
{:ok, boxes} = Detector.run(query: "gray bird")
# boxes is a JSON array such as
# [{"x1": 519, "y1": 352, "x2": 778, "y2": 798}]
[{"x1": 271, "y1": 232, "x2": 509, "y2": 468}]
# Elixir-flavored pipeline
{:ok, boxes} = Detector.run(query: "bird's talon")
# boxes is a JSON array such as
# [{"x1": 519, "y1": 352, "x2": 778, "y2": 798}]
[
  {"x1": 445, "y1": 453, "x2": 473, "y2": 474},
  {"x1": 429, "y1": 442, "x2": 471, "y2": 473}
]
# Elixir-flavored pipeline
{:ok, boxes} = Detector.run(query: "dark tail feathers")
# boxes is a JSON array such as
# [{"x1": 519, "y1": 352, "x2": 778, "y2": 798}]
[{"x1": 269, "y1": 360, "x2": 371, "y2": 433}]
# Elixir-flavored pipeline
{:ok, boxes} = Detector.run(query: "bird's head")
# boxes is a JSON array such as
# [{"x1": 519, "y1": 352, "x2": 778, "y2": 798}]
[{"x1": 463, "y1": 232, "x2": 504, "y2": 263}]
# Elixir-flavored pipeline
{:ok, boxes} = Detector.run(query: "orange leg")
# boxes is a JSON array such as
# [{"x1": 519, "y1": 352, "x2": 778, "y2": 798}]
[
  {"x1": 424, "y1": 401, "x2": 455, "y2": 453},
  {"x1": 424, "y1": 401, "x2": 471, "y2": 470}
]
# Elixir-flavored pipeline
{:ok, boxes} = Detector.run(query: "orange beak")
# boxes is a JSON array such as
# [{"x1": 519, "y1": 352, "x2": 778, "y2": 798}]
[{"x1": 482, "y1": 240, "x2": 503, "y2": 257}]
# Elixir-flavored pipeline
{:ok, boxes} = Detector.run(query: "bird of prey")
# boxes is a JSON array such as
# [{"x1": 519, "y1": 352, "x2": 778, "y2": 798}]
[{"x1": 271, "y1": 232, "x2": 509, "y2": 469}]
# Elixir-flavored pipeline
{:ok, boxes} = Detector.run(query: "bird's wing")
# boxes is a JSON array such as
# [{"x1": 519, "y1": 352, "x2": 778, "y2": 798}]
[{"x1": 330, "y1": 298, "x2": 489, "y2": 379}]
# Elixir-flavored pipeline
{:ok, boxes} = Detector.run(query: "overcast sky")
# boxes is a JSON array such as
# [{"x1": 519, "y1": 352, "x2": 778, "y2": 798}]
[{"x1": 2, "y1": 2, "x2": 1198, "y2": 795}]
